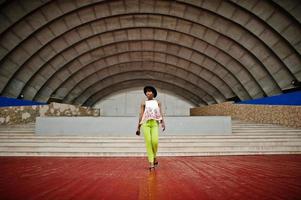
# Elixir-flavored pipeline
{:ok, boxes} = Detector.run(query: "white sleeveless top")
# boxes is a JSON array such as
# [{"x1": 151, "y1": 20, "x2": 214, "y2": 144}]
[{"x1": 140, "y1": 99, "x2": 163, "y2": 124}]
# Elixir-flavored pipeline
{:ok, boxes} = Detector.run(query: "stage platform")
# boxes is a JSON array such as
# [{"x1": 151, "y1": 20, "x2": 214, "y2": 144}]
[
  {"x1": 35, "y1": 116, "x2": 232, "y2": 136},
  {"x1": 0, "y1": 155, "x2": 300, "y2": 200}
]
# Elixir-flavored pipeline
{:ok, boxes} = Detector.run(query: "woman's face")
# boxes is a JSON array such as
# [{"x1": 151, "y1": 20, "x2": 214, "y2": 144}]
[{"x1": 146, "y1": 90, "x2": 154, "y2": 98}]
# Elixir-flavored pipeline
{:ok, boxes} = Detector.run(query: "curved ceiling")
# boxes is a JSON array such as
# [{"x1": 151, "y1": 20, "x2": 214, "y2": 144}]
[{"x1": 0, "y1": 0, "x2": 300, "y2": 106}]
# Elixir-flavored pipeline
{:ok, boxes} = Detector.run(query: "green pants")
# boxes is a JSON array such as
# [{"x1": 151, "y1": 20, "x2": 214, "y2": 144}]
[{"x1": 141, "y1": 119, "x2": 159, "y2": 163}]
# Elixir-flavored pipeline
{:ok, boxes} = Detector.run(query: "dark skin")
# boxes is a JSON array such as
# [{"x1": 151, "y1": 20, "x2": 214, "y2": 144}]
[{"x1": 137, "y1": 89, "x2": 165, "y2": 132}]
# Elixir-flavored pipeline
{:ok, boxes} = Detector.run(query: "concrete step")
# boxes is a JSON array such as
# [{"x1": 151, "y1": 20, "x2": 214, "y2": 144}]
[
  {"x1": 1, "y1": 145, "x2": 300, "y2": 152},
  {"x1": 0, "y1": 140, "x2": 300, "y2": 147},
  {"x1": 3, "y1": 130, "x2": 299, "y2": 134},
  {"x1": 233, "y1": 129, "x2": 300, "y2": 132},
  {"x1": 1, "y1": 151, "x2": 300, "y2": 157},
  {"x1": 0, "y1": 133, "x2": 36, "y2": 136},
  {"x1": 0, "y1": 127, "x2": 35, "y2": 130},
  {"x1": 0, "y1": 146, "x2": 300, "y2": 157},
  {"x1": 232, "y1": 127, "x2": 301, "y2": 130},
  {"x1": 232, "y1": 124, "x2": 295, "y2": 128},
  {"x1": 1, "y1": 126, "x2": 299, "y2": 131},
  {"x1": 231, "y1": 121, "x2": 284, "y2": 124},
  {"x1": 0, "y1": 125, "x2": 298, "y2": 132},
  {"x1": 1, "y1": 132, "x2": 301, "y2": 137},
  {"x1": 0, "y1": 131, "x2": 35, "y2": 134},
  {"x1": 0, "y1": 137, "x2": 300, "y2": 141},
  {"x1": 0, "y1": 126, "x2": 35, "y2": 128},
  {"x1": 0, "y1": 135, "x2": 300, "y2": 140},
  {"x1": 231, "y1": 123, "x2": 284, "y2": 126},
  {"x1": 0, "y1": 120, "x2": 300, "y2": 157},
  {"x1": 10, "y1": 124, "x2": 301, "y2": 132},
  {"x1": 233, "y1": 131, "x2": 301, "y2": 134}
]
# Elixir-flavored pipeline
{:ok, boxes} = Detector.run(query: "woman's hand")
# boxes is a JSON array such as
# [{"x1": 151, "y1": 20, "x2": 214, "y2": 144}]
[
  {"x1": 161, "y1": 121, "x2": 165, "y2": 131},
  {"x1": 136, "y1": 124, "x2": 141, "y2": 136},
  {"x1": 137, "y1": 124, "x2": 141, "y2": 131}
]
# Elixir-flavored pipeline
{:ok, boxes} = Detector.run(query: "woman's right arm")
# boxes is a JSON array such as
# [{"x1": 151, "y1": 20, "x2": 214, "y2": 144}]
[{"x1": 137, "y1": 102, "x2": 145, "y2": 130}]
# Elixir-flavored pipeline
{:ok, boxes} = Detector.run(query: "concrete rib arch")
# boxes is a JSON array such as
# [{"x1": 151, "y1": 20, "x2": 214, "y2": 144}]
[
  {"x1": 41, "y1": 60, "x2": 228, "y2": 104},
  {"x1": 84, "y1": 79, "x2": 203, "y2": 107},
  {"x1": 71, "y1": 70, "x2": 216, "y2": 105},
  {"x1": 0, "y1": 1, "x2": 290, "y2": 95},
  {"x1": 15, "y1": 26, "x2": 260, "y2": 99},
  {"x1": 60, "y1": 63, "x2": 222, "y2": 105},
  {"x1": 0, "y1": 0, "x2": 298, "y2": 80},
  {"x1": 0, "y1": 0, "x2": 301, "y2": 105},
  {"x1": 29, "y1": 38, "x2": 251, "y2": 101},
  {"x1": 1, "y1": 14, "x2": 272, "y2": 97}
]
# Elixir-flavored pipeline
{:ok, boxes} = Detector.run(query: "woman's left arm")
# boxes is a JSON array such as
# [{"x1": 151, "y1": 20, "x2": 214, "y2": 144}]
[{"x1": 158, "y1": 101, "x2": 165, "y2": 131}]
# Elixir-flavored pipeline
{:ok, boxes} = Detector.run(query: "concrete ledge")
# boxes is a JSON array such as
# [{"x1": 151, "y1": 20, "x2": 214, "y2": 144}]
[
  {"x1": 191, "y1": 102, "x2": 301, "y2": 128},
  {"x1": 35, "y1": 116, "x2": 232, "y2": 136},
  {"x1": 0, "y1": 102, "x2": 100, "y2": 125}
]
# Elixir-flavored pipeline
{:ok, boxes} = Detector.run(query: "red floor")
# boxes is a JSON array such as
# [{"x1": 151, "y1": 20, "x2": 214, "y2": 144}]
[{"x1": 0, "y1": 155, "x2": 301, "y2": 200}]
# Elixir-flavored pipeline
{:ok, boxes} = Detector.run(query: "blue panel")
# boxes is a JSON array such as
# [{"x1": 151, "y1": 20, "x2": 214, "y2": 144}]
[
  {"x1": 235, "y1": 91, "x2": 301, "y2": 106},
  {"x1": 0, "y1": 96, "x2": 47, "y2": 107}
]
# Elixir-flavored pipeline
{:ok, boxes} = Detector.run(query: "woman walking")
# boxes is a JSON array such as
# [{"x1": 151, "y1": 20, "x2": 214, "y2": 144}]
[{"x1": 137, "y1": 86, "x2": 165, "y2": 171}]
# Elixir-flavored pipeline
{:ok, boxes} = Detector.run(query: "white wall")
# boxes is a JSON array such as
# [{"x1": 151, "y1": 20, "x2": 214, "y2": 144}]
[{"x1": 93, "y1": 87, "x2": 195, "y2": 116}]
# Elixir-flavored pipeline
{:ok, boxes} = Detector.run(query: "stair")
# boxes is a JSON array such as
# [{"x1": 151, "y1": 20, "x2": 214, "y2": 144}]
[{"x1": 0, "y1": 120, "x2": 300, "y2": 156}]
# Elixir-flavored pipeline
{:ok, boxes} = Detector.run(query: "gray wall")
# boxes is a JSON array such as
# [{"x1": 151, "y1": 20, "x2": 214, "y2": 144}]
[{"x1": 93, "y1": 88, "x2": 194, "y2": 116}]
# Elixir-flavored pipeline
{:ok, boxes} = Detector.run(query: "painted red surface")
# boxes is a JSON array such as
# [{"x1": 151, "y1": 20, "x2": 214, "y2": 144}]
[{"x1": 0, "y1": 155, "x2": 301, "y2": 200}]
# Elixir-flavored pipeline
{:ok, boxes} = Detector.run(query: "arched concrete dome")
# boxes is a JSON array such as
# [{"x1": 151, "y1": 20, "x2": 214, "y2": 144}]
[{"x1": 0, "y1": 0, "x2": 300, "y2": 107}]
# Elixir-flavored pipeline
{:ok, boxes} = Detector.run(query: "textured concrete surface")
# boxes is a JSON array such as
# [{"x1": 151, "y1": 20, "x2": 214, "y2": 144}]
[
  {"x1": 190, "y1": 102, "x2": 301, "y2": 128},
  {"x1": 0, "y1": 102, "x2": 100, "y2": 125},
  {"x1": 35, "y1": 116, "x2": 232, "y2": 136},
  {"x1": 0, "y1": 0, "x2": 300, "y2": 106},
  {"x1": 1, "y1": 120, "x2": 300, "y2": 157},
  {"x1": 93, "y1": 88, "x2": 194, "y2": 116}
]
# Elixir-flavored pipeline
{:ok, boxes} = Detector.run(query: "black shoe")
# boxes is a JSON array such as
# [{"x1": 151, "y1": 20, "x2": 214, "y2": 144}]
[{"x1": 149, "y1": 163, "x2": 155, "y2": 171}]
